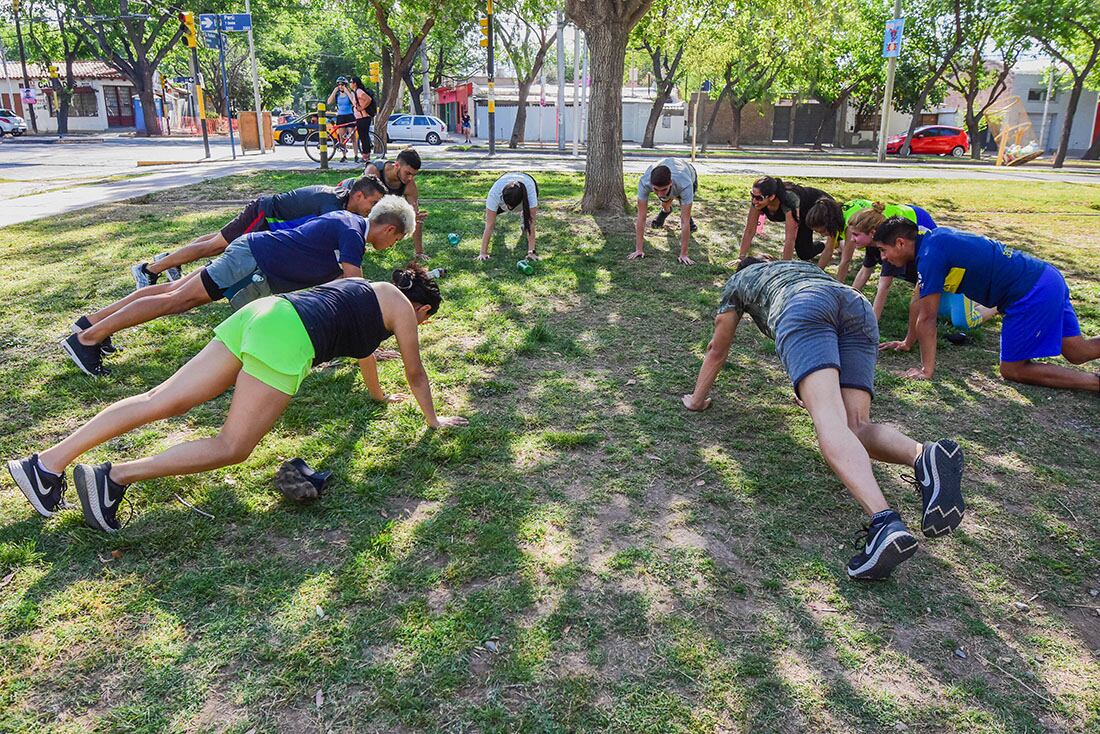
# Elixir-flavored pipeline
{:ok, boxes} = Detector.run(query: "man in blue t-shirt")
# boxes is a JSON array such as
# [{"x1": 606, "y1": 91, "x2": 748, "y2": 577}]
[
  {"x1": 61, "y1": 196, "x2": 417, "y2": 377},
  {"x1": 875, "y1": 217, "x2": 1099, "y2": 393}
]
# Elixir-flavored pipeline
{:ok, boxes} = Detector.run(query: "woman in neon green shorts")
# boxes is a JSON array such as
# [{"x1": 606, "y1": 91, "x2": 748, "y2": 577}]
[{"x1": 6, "y1": 264, "x2": 467, "y2": 533}]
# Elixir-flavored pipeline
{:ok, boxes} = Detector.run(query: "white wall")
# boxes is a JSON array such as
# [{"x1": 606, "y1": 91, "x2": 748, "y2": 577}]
[
  {"x1": 473, "y1": 100, "x2": 685, "y2": 144},
  {"x1": 1013, "y1": 71, "x2": 1098, "y2": 153}
]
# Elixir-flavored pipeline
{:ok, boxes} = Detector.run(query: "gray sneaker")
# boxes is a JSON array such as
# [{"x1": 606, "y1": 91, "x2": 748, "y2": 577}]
[
  {"x1": 131, "y1": 262, "x2": 158, "y2": 290},
  {"x1": 153, "y1": 252, "x2": 182, "y2": 281}
]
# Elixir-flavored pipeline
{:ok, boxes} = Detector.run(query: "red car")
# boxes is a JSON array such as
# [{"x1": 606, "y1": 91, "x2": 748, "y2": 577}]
[{"x1": 886, "y1": 125, "x2": 969, "y2": 156}]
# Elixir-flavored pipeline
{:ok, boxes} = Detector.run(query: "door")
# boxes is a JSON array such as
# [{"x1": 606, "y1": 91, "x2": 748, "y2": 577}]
[
  {"x1": 390, "y1": 115, "x2": 413, "y2": 139},
  {"x1": 104, "y1": 85, "x2": 135, "y2": 127},
  {"x1": 413, "y1": 115, "x2": 431, "y2": 138},
  {"x1": 772, "y1": 105, "x2": 791, "y2": 142},
  {"x1": 793, "y1": 104, "x2": 835, "y2": 145}
]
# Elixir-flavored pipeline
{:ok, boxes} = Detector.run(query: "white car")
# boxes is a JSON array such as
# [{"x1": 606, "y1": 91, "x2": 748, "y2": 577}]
[
  {"x1": 386, "y1": 114, "x2": 449, "y2": 145},
  {"x1": 0, "y1": 108, "x2": 28, "y2": 136}
]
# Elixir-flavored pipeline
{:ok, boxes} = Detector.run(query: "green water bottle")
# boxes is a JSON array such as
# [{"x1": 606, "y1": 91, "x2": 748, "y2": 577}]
[
  {"x1": 447, "y1": 232, "x2": 460, "y2": 247},
  {"x1": 517, "y1": 259, "x2": 534, "y2": 276}
]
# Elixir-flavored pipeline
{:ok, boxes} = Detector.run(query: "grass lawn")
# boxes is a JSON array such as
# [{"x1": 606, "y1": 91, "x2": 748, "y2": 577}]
[{"x1": 1, "y1": 169, "x2": 1098, "y2": 733}]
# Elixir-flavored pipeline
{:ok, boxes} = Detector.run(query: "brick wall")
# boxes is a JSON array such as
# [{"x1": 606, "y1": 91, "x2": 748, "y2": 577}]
[{"x1": 690, "y1": 92, "x2": 774, "y2": 146}]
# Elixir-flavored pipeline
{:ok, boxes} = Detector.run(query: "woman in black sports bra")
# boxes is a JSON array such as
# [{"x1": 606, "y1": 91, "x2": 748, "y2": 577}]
[
  {"x1": 738, "y1": 176, "x2": 838, "y2": 266},
  {"x1": 7, "y1": 264, "x2": 466, "y2": 534}
]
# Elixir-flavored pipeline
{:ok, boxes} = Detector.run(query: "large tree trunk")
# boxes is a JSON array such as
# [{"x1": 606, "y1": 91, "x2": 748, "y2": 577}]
[
  {"x1": 1053, "y1": 79, "x2": 1084, "y2": 168},
  {"x1": 965, "y1": 107, "x2": 982, "y2": 160},
  {"x1": 641, "y1": 86, "x2": 670, "y2": 148},
  {"x1": 135, "y1": 66, "x2": 159, "y2": 136},
  {"x1": 403, "y1": 66, "x2": 424, "y2": 115},
  {"x1": 579, "y1": 25, "x2": 629, "y2": 212},
  {"x1": 728, "y1": 101, "x2": 744, "y2": 149},
  {"x1": 1083, "y1": 135, "x2": 1100, "y2": 160},
  {"x1": 510, "y1": 79, "x2": 533, "y2": 148}
]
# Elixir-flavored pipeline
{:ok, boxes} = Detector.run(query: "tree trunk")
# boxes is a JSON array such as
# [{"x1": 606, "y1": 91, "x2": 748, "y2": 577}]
[
  {"x1": 578, "y1": 24, "x2": 629, "y2": 212},
  {"x1": 1083, "y1": 135, "x2": 1100, "y2": 160},
  {"x1": 1053, "y1": 79, "x2": 1083, "y2": 168},
  {"x1": 510, "y1": 79, "x2": 533, "y2": 148},
  {"x1": 403, "y1": 66, "x2": 424, "y2": 115},
  {"x1": 728, "y1": 102, "x2": 744, "y2": 149},
  {"x1": 812, "y1": 110, "x2": 828, "y2": 150},
  {"x1": 966, "y1": 108, "x2": 981, "y2": 160},
  {"x1": 641, "y1": 86, "x2": 670, "y2": 148},
  {"x1": 700, "y1": 82, "x2": 730, "y2": 153}
]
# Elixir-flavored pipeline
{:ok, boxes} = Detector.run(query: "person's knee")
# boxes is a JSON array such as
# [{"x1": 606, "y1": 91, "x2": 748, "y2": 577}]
[
  {"x1": 1062, "y1": 341, "x2": 1089, "y2": 365},
  {"x1": 999, "y1": 360, "x2": 1026, "y2": 381},
  {"x1": 213, "y1": 433, "x2": 257, "y2": 465},
  {"x1": 141, "y1": 386, "x2": 191, "y2": 420},
  {"x1": 166, "y1": 283, "x2": 209, "y2": 312},
  {"x1": 846, "y1": 412, "x2": 872, "y2": 440}
]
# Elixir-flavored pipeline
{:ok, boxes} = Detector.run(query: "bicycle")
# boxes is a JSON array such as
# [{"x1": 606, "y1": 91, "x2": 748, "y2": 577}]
[{"x1": 304, "y1": 119, "x2": 387, "y2": 163}]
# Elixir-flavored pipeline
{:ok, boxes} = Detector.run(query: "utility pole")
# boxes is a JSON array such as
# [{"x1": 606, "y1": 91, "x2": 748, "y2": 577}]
[
  {"x1": 216, "y1": 15, "x2": 236, "y2": 159},
  {"x1": 580, "y1": 41, "x2": 588, "y2": 145},
  {"x1": 1038, "y1": 62, "x2": 1055, "y2": 152},
  {"x1": 179, "y1": 12, "x2": 210, "y2": 158},
  {"x1": 244, "y1": 0, "x2": 265, "y2": 154},
  {"x1": 12, "y1": 0, "x2": 37, "y2": 133},
  {"x1": 487, "y1": 1, "x2": 495, "y2": 155},
  {"x1": 0, "y1": 32, "x2": 18, "y2": 113},
  {"x1": 421, "y1": 42, "x2": 431, "y2": 117},
  {"x1": 876, "y1": 0, "x2": 903, "y2": 163},
  {"x1": 571, "y1": 28, "x2": 580, "y2": 156},
  {"x1": 555, "y1": 10, "x2": 565, "y2": 151}
]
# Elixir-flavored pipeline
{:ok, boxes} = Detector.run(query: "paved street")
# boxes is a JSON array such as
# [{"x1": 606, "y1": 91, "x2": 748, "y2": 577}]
[{"x1": 1, "y1": 135, "x2": 1097, "y2": 228}]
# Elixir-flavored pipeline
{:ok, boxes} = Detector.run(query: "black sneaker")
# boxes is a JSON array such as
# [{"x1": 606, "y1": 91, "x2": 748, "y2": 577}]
[
  {"x1": 914, "y1": 440, "x2": 965, "y2": 537},
  {"x1": 7, "y1": 454, "x2": 67, "y2": 517},
  {"x1": 847, "y1": 510, "x2": 918, "y2": 580},
  {"x1": 690, "y1": 217, "x2": 698, "y2": 233},
  {"x1": 74, "y1": 462, "x2": 128, "y2": 533},
  {"x1": 650, "y1": 210, "x2": 669, "y2": 229},
  {"x1": 131, "y1": 262, "x2": 159, "y2": 289},
  {"x1": 61, "y1": 332, "x2": 108, "y2": 376},
  {"x1": 945, "y1": 332, "x2": 971, "y2": 346},
  {"x1": 72, "y1": 317, "x2": 120, "y2": 356},
  {"x1": 153, "y1": 252, "x2": 182, "y2": 282}
]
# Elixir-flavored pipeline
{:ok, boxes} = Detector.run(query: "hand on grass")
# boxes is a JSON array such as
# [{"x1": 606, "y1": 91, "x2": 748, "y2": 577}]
[
  {"x1": 677, "y1": 255, "x2": 695, "y2": 266},
  {"x1": 628, "y1": 250, "x2": 646, "y2": 260},
  {"x1": 414, "y1": 252, "x2": 430, "y2": 262},
  {"x1": 415, "y1": 210, "x2": 429, "y2": 223},
  {"x1": 475, "y1": 253, "x2": 491, "y2": 261},
  {"x1": 681, "y1": 394, "x2": 711, "y2": 411},
  {"x1": 879, "y1": 340, "x2": 911, "y2": 352}
]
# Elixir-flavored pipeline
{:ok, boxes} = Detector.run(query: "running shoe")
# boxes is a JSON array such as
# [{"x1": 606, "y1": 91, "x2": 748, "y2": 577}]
[
  {"x1": 650, "y1": 210, "x2": 669, "y2": 229},
  {"x1": 914, "y1": 440, "x2": 965, "y2": 537},
  {"x1": 61, "y1": 332, "x2": 108, "y2": 376},
  {"x1": 7, "y1": 454, "x2": 67, "y2": 517},
  {"x1": 690, "y1": 217, "x2": 698, "y2": 233},
  {"x1": 131, "y1": 262, "x2": 159, "y2": 289},
  {"x1": 847, "y1": 510, "x2": 918, "y2": 580},
  {"x1": 72, "y1": 317, "x2": 120, "y2": 356},
  {"x1": 153, "y1": 252, "x2": 182, "y2": 282},
  {"x1": 74, "y1": 462, "x2": 127, "y2": 533}
]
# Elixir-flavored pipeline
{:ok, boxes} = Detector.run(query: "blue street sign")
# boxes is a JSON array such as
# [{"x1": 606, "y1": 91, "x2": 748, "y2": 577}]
[
  {"x1": 882, "y1": 17, "x2": 905, "y2": 58},
  {"x1": 220, "y1": 13, "x2": 252, "y2": 31},
  {"x1": 202, "y1": 30, "x2": 223, "y2": 50},
  {"x1": 198, "y1": 13, "x2": 217, "y2": 31},
  {"x1": 173, "y1": 76, "x2": 193, "y2": 84}
]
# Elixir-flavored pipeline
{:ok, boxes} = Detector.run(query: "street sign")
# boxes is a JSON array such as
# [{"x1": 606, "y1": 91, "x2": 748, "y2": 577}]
[
  {"x1": 882, "y1": 17, "x2": 905, "y2": 58},
  {"x1": 198, "y1": 13, "x2": 217, "y2": 31},
  {"x1": 220, "y1": 13, "x2": 252, "y2": 31},
  {"x1": 202, "y1": 30, "x2": 223, "y2": 50},
  {"x1": 173, "y1": 76, "x2": 194, "y2": 84}
]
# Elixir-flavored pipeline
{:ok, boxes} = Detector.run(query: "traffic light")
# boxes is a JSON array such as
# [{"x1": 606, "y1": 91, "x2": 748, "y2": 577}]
[
  {"x1": 369, "y1": 61, "x2": 380, "y2": 84},
  {"x1": 479, "y1": 17, "x2": 489, "y2": 48},
  {"x1": 178, "y1": 12, "x2": 197, "y2": 48},
  {"x1": 47, "y1": 65, "x2": 59, "y2": 80}
]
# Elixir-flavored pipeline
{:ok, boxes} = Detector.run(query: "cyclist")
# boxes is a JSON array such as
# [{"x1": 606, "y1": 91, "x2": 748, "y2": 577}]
[{"x1": 326, "y1": 76, "x2": 356, "y2": 161}]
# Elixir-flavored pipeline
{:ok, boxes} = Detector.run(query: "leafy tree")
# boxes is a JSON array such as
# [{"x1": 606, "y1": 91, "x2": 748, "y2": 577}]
[
  {"x1": 25, "y1": 0, "x2": 89, "y2": 136},
  {"x1": 496, "y1": 0, "x2": 557, "y2": 148},
  {"x1": 565, "y1": 0, "x2": 655, "y2": 212},
  {"x1": 69, "y1": 0, "x2": 184, "y2": 136},
  {"x1": 1017, "y1": 0, "x2": 1100, "y2": 165},
  {"x1": 629, "y1": 0, "x2": 709, "y2": 148},
  {"x1": 895, "y1": 0, "x2": 964, "y2": 155}
]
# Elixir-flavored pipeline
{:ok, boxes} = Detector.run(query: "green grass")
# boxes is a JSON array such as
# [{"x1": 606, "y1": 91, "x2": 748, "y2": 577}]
[{"x1": 1, "y1": 170, "x2": 1098, "y2": 733}]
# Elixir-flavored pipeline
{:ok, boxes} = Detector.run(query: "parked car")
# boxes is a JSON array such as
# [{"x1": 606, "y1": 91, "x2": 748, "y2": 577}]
[
  {"x1": 386, "y1": 114, "x2": 449, "y2": 145},
  {"x1": 0, "y1": 108, "x2": 28, "y2": 137},
  {"x1": 886, "y1": 125, "x2": 969, "y2": 156},
  {"x1": 273, "y1": 112, "x2": 320, "y2": 145}
]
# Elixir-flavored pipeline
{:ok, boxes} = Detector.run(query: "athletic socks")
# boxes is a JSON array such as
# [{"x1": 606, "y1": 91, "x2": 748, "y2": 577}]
[
  {"x1": 870, "y1": 508, "x2": 896, "y2": 525},
  {"x1": 35, "y1": 456, "x2": 61, "y2": 478}
]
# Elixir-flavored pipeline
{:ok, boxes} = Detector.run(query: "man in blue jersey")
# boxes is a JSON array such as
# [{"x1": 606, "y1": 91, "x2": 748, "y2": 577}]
[
  {"x1": 875, "y1": 217, "x2": 1099, "y2": 392},
  {"x1": 62, "y1": 196, "x2": 416, "y2": 376}
]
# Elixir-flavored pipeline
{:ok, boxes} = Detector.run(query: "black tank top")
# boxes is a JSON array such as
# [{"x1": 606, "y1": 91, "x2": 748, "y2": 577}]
[
  {"x1": 764, "y1": 184, "x2": 829, "y2": 224},
  {"x1": 281, "y1": 279, "x2": 393, "y2": 365},
  {"x1": 372, "y1": 159, "x2": 407, "y2": 197}
]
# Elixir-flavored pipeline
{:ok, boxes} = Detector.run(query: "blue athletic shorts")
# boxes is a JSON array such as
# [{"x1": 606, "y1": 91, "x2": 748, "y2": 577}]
[
  {"x1": 909, "y1": 204, "x2": 936, "y2": 231},
  {"x1": 1000, "y1": 264, "x2": 1081, "y2": 363}
]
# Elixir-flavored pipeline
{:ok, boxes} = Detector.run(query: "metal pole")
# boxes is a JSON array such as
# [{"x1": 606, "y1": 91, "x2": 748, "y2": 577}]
[
  {"x1": 12, "y1": 2, "x2": 38, "y2": 133},
  {"x1": 691, "y1": 87, "x2": 699, "y2": 162},
  {"x1": 216, "y1": 16, "x2": 236, "y2": 159},
  {"x1": 317, "y1": 102, "x2": 328, "y2": 169},
  {"x1": 188, "y1": 45, "x2": 211, "y2": 158},
  {"x1": 487, "y1": 0, "x2": 495, "y2": 156},
  {"x1": 244, "y1": 0, "x2": 265, "y2": 154},
  {"x1": 0, "y1": 34, "x2": 18, "y2": 113},
  {"x1": 875, "y1": 0, "x2": 902, "y2": 163},
  {"x1": 580, "y1": 41, "x2": 588, "y2": 145},
  {"x1": 421, "y1": 42, "x2": 431, "y2": 117},
  {"x1": 1038, "y1": 63, "x2": 1054, "y2": 152},
  {"x1": 571, "y1": 28, "x2": 580, "y2": 156},
  {"x1": 555, "y1": 11, "x2": 565, "y2": 151},
  {"x1": 538, "y1": 51, "x2": 545, "y2": 142}
]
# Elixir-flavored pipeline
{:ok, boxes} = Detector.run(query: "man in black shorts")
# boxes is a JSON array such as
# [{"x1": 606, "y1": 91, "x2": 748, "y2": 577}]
[
  {"x1": 129, "y1": 176, "x2": 387, "y2": 289},
  {"x1": 682, "y1": 257, "x2": 966, "y2": 580},
  {"x1": 360, "y1": 148, "x2": 427, "y2": 259}
]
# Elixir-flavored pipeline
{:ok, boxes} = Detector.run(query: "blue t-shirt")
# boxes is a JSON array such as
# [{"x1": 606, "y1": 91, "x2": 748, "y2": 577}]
[
  {"x1": 916, "y1": 227, "x2": 1047, "y2": 310},
  {"x1": 248, "y1": 210, "x2": 368, "y2": 291},
  {"x1": 335, "y1": 91, "x2": 354, "y2": 116}
]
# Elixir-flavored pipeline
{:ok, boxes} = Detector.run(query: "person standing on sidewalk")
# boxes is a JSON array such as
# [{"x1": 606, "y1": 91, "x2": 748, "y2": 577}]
[{"x1": 350, "y1": 76, "x2": 375, "y2": 158}]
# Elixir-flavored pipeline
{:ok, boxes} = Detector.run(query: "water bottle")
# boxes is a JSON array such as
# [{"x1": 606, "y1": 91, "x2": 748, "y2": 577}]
[
  {"x1": 428, "y1": 268, "x2": 446, "y2": 279},
  {"x1": 517, "y1": 259, "x2": 534, "y2": 276},
  {"x1": 447, "y1": 232, "x2": 460, "y2": 246}
]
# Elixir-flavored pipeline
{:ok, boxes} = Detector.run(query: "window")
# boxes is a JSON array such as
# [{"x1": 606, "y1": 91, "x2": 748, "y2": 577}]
[
  {"x1": 855, "y1": 112, "x2": 880, "y2": 131},
  {"x1": 661, "y1": 114, "x2": 671, "y2": 128},
  {"x1": 413, "y1": 116, "x2": 429, "y2": 126},
  {"x1": 0, "y1": 108, "x2": 15, "y2": 116},
  {"x1": 54, "y1": 87, "x2": 98, "y2": 117},
  {"x1": 1028, "y1": 88, "x2": 1056, "y2": 102},
  {"x1": 394, "y1": 115, "x2": 412, "y2": 126}
]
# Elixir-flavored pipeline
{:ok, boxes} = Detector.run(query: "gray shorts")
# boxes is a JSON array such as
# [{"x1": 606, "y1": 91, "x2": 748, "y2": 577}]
[
  {"x1": 201, "y1": 235, "x2": 271, "y2": 308},
  {"x1": 774, "y1": 287, "x2": 878, "y2": 398}
]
